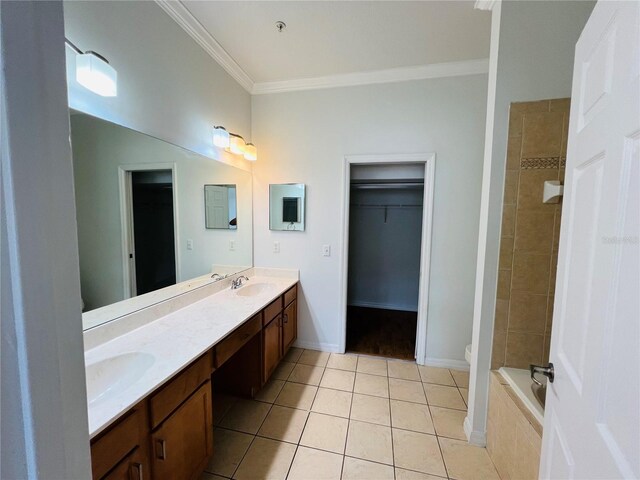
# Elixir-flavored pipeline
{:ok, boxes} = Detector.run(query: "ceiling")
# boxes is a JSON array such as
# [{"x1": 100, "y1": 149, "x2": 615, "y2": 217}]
[{"x1": 180, "y1": 1, "x2": 491, "y2": 86}]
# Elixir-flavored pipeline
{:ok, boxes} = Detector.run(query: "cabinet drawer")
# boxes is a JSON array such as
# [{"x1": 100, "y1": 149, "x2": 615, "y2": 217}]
[
  {"x1": 215, "y1": 313, "x2": 262, "y2": 367},
  {"x1": 284, "y1": 284, "x2": 297, "y2": 307},
  {"x1": 91, "y1": 408, "x2": 144, "y2": 480},
  {"x1": 102, "y1": 447, "x2": 144, "y2": 480},
  {"x1": 263, "y1": 297, "x2": 283, "y2": 325},
  {"x1": 149, "y1": 351, "x2": 214, "y2": 429}
]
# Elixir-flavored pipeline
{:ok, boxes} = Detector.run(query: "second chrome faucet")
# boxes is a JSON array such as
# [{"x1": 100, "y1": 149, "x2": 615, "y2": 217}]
[{"x1": 231, "y1": 276, "x2": 249, "y2": 290}]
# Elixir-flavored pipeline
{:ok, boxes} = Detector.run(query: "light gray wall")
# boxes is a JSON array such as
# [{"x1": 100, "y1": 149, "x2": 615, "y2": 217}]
[
  {"x1": 71, "y1": 115, "x2": 253, "y2": 311},
  {"x1": 1, "y1": 1, "x2": 91, "y2": 477},
  {"x1": 63, "y1": 0, "x2": 252, "y2": 166},
  {"x1": 252, "y1": 75, "x2": 488, "y2": 363},
  {"x1": 348, "y1": 188, "x2": 424, "y2": 312}
]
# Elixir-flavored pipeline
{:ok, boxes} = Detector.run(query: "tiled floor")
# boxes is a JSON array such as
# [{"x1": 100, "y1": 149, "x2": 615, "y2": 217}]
[{"x1": 203, "y1": 349, "x2": 499, "y2": 480}]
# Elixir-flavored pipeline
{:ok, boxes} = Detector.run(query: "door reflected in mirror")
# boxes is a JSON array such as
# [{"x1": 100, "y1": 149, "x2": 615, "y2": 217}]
[
  {"x1": 204, "y1": 185, "x2": 237, "y2": 230},
  {"x1": 70, "y1": 113, "x2": 253, "y2": 328},
  {"x1": 269, "y1": 184, "x2": 306, "y2": 231}
]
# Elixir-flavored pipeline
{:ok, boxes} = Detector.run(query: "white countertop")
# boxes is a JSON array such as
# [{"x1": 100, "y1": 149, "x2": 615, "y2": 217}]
[{"x1": 84, "y1": 270, "x2": 298, "y2": 438}]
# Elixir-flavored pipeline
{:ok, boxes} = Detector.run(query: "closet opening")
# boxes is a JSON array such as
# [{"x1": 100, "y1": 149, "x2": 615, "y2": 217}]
[{"x1": 345, "y1": 164, "x2": 425, "y2": 360}]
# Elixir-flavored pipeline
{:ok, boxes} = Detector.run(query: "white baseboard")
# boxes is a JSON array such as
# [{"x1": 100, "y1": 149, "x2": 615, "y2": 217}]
[
  {"x1": 293, "y1": 340, "x2": 341, "y2": 353},
  {"x1": 464, "y1": 416, "x2": 487, "y2": 446},
  {"x1": 347, "y1": 301, "x2": 418, "y2": 312},
  {"x1": 422, "y1": 356, "x2": 470, "y2": 371}
]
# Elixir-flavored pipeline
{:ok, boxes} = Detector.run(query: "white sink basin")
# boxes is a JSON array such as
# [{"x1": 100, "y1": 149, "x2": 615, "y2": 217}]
[
  {"x1": 235, "y1": 282, "x2": 276, "y2": 297},
  {"x1": 86, "y1": 352, "x2": 155, "y2": 406}
]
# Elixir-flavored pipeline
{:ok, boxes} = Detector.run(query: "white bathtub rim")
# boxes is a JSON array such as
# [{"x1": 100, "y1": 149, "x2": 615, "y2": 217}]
[{"x1": 498, "y1": 366, "x2": 545, "y2": 426}]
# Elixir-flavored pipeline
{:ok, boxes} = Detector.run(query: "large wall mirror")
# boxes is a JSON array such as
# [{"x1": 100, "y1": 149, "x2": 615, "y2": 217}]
[{"x1": 71, "y1": 113, "x2": 253, "y2": 329}]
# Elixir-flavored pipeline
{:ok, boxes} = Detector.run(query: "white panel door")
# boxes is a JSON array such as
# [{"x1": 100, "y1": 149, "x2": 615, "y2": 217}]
[
  {"x1": 540, "y1": 2, "x2": 639, "y2": 479},
  {"x1": 206, "y1": 185, "x2": 229, "y2": 229}
]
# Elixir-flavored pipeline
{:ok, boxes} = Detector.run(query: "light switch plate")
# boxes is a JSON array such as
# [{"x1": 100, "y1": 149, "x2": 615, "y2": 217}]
[
  {"x1": 273, "y1": 241, "x2": 280, "y2": 253},
  {"x1": 187, "y1": 239, "x2": 193, "y2": 250},
  {"x1": 229, "y1": 240, "x2": 236, "y2": 251},
  {"x1": 322, "y1": 244, "x2": 331, "y2": 257}
]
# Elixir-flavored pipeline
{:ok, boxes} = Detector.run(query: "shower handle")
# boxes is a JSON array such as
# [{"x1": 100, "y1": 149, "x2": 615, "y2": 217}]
[{"x1": 530, "y1": 363, "x2": 554, "y2": 385}]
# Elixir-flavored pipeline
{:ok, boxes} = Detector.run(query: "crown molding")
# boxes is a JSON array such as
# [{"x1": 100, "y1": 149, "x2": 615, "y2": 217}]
[
  {"x1": 251, "y1": 58, "x2": 490, "y2": 95},
  {"x1": 155, "y1": 0, "x2": 254, "y2": 92},
  {"x1": 474, "y1": 0, "x2": 499, "y2": 11}
]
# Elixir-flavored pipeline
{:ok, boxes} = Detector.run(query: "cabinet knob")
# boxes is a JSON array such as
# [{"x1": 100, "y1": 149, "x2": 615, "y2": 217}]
[
  {"x1": 283, "y1": 314, "x2": 288, "y2": 324},
  {"x1": 156, "y1": 439, "x2": 166, "y2": 460}
]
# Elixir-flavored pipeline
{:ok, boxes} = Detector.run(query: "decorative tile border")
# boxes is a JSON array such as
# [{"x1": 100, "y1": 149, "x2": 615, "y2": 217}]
[{"x1": 520, "y1": 157, "x2": 560, "y2": 170}]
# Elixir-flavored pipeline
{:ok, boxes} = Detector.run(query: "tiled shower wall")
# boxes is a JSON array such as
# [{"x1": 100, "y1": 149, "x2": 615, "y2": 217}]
[{"x1": 492, "y1": 99, "x2": 570, "y2": 370}]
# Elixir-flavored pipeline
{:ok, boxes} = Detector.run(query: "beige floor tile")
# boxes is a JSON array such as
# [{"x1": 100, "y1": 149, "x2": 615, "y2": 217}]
[
  {"x1": 353, "y1": 373, "x2": 389, "y2": 398},
  {"x1": 284, "y1": 347, "x2": 304, "y2": 363},
  {"x1": 272, "y1": 361, "x2": 295, "y2": 381},
  {"x1": 205, "y1": 428, "x2": 253, "y2": 478},
  {"x1": 255, "y1": 379, "x2": 285, "y2": 403},
  {"x1": 356, "y1": 356, "x2": 388, "y2": 376},
  {"x1": 320, "y1": 368, "x2": 356, "y2": 392},
  {"x1": 326, "y1": 353, "x2": 358, "y2": 371},
  {"x1": 450, "y1": 369, "x2": 470, "y2": 389},
  {"x1": 392, "y1": 429, "x2": 446, "y2": 477},
  {"x1": 430, "y1": 407, "x2": 467, "y2": 441},
  {"x1": 298, "y1": 349, "x2": 330, "y2": 367},
  {"x1": 213, "y1": 393, "x2": 237, "y2": 426},
  {"x1": 311, "y1": 388, "x2": 353, "y2": 418},
  {"x1": 342, "y1": 457, "x2": 394, "y2": 480},
  {"x1": 387, "y1": 361, "x2": 421, "y2": 381},
  {"x1": 459, "y1": 388, "x2": 469, "y2": 406},
  {"x1": 220, "y1": 399, "x2": 271, "y2": 434},
  {"x1": 345, "y1": 420, "x2": 393, "y2": 465},
  {"x1": 288, "y1": 446, "x2": 343, "y2": 480},
  {"x1": 395, "y1": 468, "x2": 447, "y2": 480},
  {"x1": 300, "y1": 412, "x2": 349, "y2": 454},
  {"x1": 350, "y1": 393, "x2": 390, "y2": 426},
  {"x1": 389, "y1": 378, "x2": 427, "y2": 404},
  {"x1": 418, "y1": 366, "x2": 456, "y2": 386},
  {"x1": 233, "y1": 436, "x2": 296, "y2": 480},
  {"x1": 424, "y1": 384, "x2": 466, "y2": 410},
  {"x1": 390, "y1": 399, "x2": 435, "y2": 434},
  {"x1": 274, "y1": 382, "x2": 318, "y2": 410},
  {"x1": 439, "y1": 437, "x2": 500, "y2": 480},
  {"x1": 288, "y1": 363, "x2": 325, "y2": 386},
  {"x1": 257, "y1": 405, "x2": 309, "y2": 443}
]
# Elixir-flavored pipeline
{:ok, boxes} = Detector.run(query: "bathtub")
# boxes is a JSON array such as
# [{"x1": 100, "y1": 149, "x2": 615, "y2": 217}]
[{"x1": 498, "y1": 367, "x2": 546, "y2": 425}]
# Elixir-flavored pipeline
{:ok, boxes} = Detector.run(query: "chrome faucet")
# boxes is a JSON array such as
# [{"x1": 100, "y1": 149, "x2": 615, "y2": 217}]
[
  {"x1": 231, "y1": 276, "x2": 249, "y2": 290},
  {"x1": 211, "y1": 273, "x2": 225, "y2": 281}
]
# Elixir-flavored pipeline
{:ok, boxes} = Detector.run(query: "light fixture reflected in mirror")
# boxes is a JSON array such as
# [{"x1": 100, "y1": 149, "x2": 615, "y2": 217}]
[{"x1": 66, "y1": 39, "x2": 117, "y2": 97}]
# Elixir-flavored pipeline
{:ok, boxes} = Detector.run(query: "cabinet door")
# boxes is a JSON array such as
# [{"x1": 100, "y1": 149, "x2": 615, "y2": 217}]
[
  {"x1": 102, "y1": 448, "x2": 145, "y2": 480},
  {"x1": 263, "y1": 315, "x2": 282, "y2": 382},
  {"x1": 151, "y1": 381, "x2": 213, "y2": 480},
  {"x1": 282, "y1": 300, "x2": 297, "y2": 354}
]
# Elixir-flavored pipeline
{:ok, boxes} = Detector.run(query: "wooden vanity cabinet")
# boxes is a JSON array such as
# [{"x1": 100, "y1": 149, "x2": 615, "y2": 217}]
[
  {"x1": 151, "y1": 381, "x2": 213, "y2": 480},
  {"x1": 262, "y1": 285, "x2": 298, "y2": 383},
  {"x1": 263, "y1": 314, "x2": 283, "y2": 381},
  {"x1": 90, "y1": 403, "x2": 149, "y2": 480}
]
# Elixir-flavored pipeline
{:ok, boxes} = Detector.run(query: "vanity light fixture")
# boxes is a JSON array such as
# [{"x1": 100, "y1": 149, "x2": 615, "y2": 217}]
[
  {"x1": 65, "y1": 38, "x2": 117, "y2": 97},
  {"x1": 213, "y1": 126, "x2": 257, "y2": 160},
  {"x1": 228, "y1": 133, "x2": 246, "y2": 155},
  {"x1": 213, "y1": 126, "x2": 230, "y2": 148},
  {"x1": 244, "y1": 143, "x2": 257, "y2": 162}
]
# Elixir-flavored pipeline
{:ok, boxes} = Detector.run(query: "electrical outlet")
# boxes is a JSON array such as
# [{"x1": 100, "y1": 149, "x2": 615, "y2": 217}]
[
  {"x1": 229, "y1": 240, "x2": 236, "y2": 251},
  {"x1": 273, "y1": 241, "x2": 280, "y2": 253},
  {"x1": 322, "y1": 244, "x2": 331, "y2": 257},
  {"x1": 187, "y1": 239, "x2": 193, "y2": 250}
]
